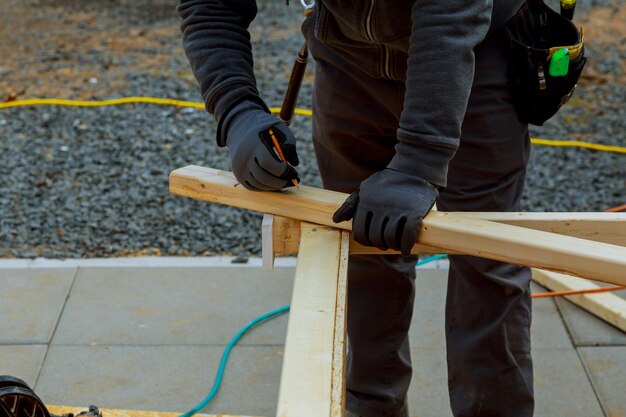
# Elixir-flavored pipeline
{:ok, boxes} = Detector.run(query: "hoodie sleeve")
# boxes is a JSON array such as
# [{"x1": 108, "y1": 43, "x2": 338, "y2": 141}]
[
  {"x1": 177, "y1": 0, "x2": 270, "y2": 145},
  {"x1": 388, "y1": 0, "x2": 493, "y2": 188}
]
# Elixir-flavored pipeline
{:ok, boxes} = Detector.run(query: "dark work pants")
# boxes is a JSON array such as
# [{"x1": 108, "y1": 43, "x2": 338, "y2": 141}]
[{"x1": 305, "y1": 27, "x2": 534, "y2": 417}]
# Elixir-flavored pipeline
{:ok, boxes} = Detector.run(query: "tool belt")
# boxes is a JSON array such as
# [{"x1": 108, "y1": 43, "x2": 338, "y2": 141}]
[{"x1": 504, "y1": 0, "x2": 586, "y2": 126}]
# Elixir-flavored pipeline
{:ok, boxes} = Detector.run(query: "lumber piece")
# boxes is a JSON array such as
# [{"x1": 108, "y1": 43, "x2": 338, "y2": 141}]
[
  {"x1": 270, "y1": 215, "x2": 450, "y2": 256},
  {"x1": 169, "y1": 166, "x2": 626, "y2": 285},
  {"x1": 268, "y1": 213, "x2": 626, "y2": 254},
  {"x1": 271, "y1": 215, "x2": 305, "y2": 255},
  {"x1": 532, "y1": 269, "x2": 626, "y2": 333},
  {"x1": 264, "y1": 212, "x2": 626, "y2": 255},
  {"x1": 276, "y1": 223, "x2": 346, "y2": 417},
  {"x1": 267, "y1": 213, "x2": 626, "y2": 256},
  {"x1": 330, "y1": 231, "x2": 349, "y2": 417},
  {"x1": 262, "y1": 214, "x2": 275, "y2": 270},
  {"x1": 46, "y1": 405, "x2": 241, "y2": 417},
  {"x1": 462, "y1": 212, "x2": 626, "y2": 246},
  {"x1": 171, "y1": 166, "x2": 626, "y2": 247}
]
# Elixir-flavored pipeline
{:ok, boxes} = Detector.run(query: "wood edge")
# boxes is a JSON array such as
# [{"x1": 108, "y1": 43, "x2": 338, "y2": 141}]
[
  {"x1": 266, "y1": 212, "x2": 623, "y2": 256},
  {"x1": 271, "y1": 216, "x2": 452, "y2": 255},
  {"x1": 169, "y1": 167, "x2": 626, "y2": 282},
  {"x1": 422, "y1": 212, "x2": 626, "y2": 284},
  {"x1": 262, "y1": 214, "x2": 275, "y2": 270},
  {"x1": 276, "y1": 223, "x2": 342, "y2": 417},
  {"x1": 46, "y1": 405, "x2": 252, "y2": 417},
  {"x1": 532, "y1": 269, "x2": 626, "y2": 333},
  {"x1": 330, "y1": 231, "x2": 349, "y2": 417}
]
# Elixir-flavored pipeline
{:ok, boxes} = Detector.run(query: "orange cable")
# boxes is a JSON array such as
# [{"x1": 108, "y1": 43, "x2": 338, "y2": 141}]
[
  {"x1": 532, "y1": 285, "x2": 626, "y2": 299},
  {"x1": 607, "y1": 204, "x2": 626, "y2": 213}
]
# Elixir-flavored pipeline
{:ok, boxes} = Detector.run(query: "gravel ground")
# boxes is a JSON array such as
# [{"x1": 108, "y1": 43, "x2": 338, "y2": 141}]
[{"x1": 0, "y1": 0, "x2": 624, "y2": 258}]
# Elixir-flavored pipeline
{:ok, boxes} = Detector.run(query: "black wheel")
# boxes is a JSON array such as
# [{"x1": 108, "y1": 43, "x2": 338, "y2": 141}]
[
  {"x1": 0, "y1": 376, "x2": 50, "y2": 417},
  {"x1": 0, "y1": 376, "x2": 30, "y2": 391}
]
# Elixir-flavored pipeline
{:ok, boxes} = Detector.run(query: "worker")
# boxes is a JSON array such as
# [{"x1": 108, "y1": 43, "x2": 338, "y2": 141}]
[{"x1": 177, "y1": 1, "x2": 534, "y2": 416}]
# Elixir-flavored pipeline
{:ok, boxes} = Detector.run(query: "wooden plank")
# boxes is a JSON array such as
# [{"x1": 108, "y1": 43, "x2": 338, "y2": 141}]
[
  {"x1": 270, "y1": 213, "x2": 626, "y2": 255},
  {"x1": 532, "y1": 269, "x2": 626, "y2": 333},
  {"x1": 262, "y1": 214, "x2": 275, "y2": 270},
  {"x1": 272, "y1": 216, "x2": 303, "y2": 255},
  {"x1": 276, "y1": 223, "x2": 343, "y2": 417},
  {"x1": 171, "y1": 166, "x2": 626, "y2": 248},
  {"x1": 270, "y1": 216, "x2": 449, "y2": 255},
  {"x1": 330, "y1": 231, "x2": 349, "y2": 417},
  {"x1": 47, "y1": 405, "x2": 244, "y2": 417},
  {"x1": 170, "y1": 166, "x2": 626, "y2": 285},
  {"x1": 462, "y1": 212, "x2": 626, "y2": 246}
]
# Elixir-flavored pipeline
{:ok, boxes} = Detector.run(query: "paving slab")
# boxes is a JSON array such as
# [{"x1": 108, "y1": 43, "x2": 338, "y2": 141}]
[
  {"x1": 33, "y1": 345, "x2": 607, "y2": 417},
  {"x1": 53, "y1": 267, "x2": 294, "y2": 346},
  {"x1": 555, "y1": 296, "x2": 626, "y2": 346},
  {"x1": 410, "y1": 270, "x2": 447, "y2": 349},
  {"x1": 3, "y1": 262, "x2": 616, "y2": 417},
  {"x1": 407, "y1": 347, "x2": 452, "y2": 417},
  {"x1": 36, "y1": 345, "x2": 283, "y2": 416},
  {"x1": 579, "y1": 346, "x2": 626, "y2": 417},
  {"x1": 410, "y1": 276, "x2": 572, "y2": 350},
  {"x1": 406, "y1": 347, "x2": 603, "y2": 417},
  {"x1": 0, "y1": 268, "x2": 76, "y2": 344},
  {"x1": 0, "y1": 345, "x2": 47, "y2": 386},
  {"x1": 533, "y1": 348, "x2": 604, "y2": 417},
  {"x1": 530, "y1": 282, "x2": 576, "y2": 349}
]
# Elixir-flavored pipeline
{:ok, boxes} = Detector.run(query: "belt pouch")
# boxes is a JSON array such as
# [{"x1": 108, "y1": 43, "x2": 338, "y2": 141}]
[{"x1": 504, "y1": 0, "x2": 587, "y2": 126}]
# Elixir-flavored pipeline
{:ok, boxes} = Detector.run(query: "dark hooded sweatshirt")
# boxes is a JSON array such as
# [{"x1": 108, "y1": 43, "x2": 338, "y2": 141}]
[{"x1": 177, "y1": 0, "x2": 525, "y2": 187}]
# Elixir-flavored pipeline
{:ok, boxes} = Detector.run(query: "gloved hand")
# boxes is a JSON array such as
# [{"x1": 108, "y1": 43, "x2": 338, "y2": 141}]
[
  {"x1": 333, "y1": 168, "x2": 439, "y2": 256},
  {"x1": 223, "y1": 100, "x2": 299, "y2": 191}
]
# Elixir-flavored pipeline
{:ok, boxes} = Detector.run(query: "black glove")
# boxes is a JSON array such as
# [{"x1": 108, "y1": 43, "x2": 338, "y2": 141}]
[
  {"x1": 333, "y1": 168, "x2": 439, "y2": 256},
  {"x1": 222, "y1": 101, "x2": 299, "y2": 191}
]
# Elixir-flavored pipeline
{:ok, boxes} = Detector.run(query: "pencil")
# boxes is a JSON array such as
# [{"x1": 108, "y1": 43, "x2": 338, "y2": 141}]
[{"x1": 268, "y1": 128, "x2": 299, "y2": 189}]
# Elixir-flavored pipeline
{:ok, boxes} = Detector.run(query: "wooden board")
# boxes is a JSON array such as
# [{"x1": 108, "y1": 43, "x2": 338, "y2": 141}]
[
  {"x1": 330, "y1": 231, "x2": 349, "y2": 417},
  {"x1": 461, "y1": 212, "x2": 626, "y2": 246},
  {"x1": 170, "y1": 166, "x2": 626, "y2": 286},
  {"x1": 268, "y1": 214, "x2": 626, "y2": 256},
  {"x1": 275, "y1": 223, "x2": 346, "y2": 417},
  {"x1": 262, "y1": 214, "x2": 275, "y2": 270},
  {"x1": 270, "y1": 215, "x2": 449, "y2": 255},
  {"x1": 532, "y1": 269, "x2": 626, "y2": 333},
  {"x1": 46, "y1": 405, "x2": 243, "y2": 417}
]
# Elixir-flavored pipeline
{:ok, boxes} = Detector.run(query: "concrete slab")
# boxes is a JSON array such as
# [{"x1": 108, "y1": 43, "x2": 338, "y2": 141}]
[
  {"x1": 406, "y1": 279, "x2": 586, "y2": 417},
  {"x1": 0, "y1": 268, "x2": 76, "y2": 344},
  {"x1": 0, "y1": 261, "x2": 614, "y2": 417},
  {"x1": 0, "y1": 345, "x2": 47, "y2": 386},
  {"x1": 579, "y1": 347, "x2": 626, "y2": 417},
  {"x1": 530, "y1": 282, "x2": 575, "y2": 349},
  {"x1": 397, "y1": 347, "x2": 605, "y2": 417},
  {"x1": 409, "y1": 276, "x2": 573, "y2": 350},
  {"x1": 34, "y1": 345, "x2": 607, "y2": 417},
  {"x1": 410, "y1": 270, "x2": 447, "y2": 349},
  {"x1": 555, "y1": 297, "x2": 626, "y2": 346},
  {"x1": 36, "y1": 345, "x2": 283, "y2": 416},
  {"x1": 53, "y1": 267, "x2": 293, "y2": 346},
  {"x1": 407, "y1": 348, "x2": 452, "y2": 417},
  {"x1": 533, "y1": 349, "x2": 604, "y2": 417}
]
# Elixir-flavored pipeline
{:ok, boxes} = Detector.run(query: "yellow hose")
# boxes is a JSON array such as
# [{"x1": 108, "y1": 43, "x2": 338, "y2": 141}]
[
  {"x1": 529, "y1": 138, "x2": 625, "y2": 154},
  {"x1": 0, "y1": 97, "x2": 207, "y2": 110},
  {"x1": 1, "y1": 97, "x2": 623, "y2": 154}
]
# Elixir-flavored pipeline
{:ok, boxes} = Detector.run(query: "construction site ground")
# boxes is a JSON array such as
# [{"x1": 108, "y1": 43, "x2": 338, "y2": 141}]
[
  {"x1": 1, "y1": 0, "x2": 625, "y2": 258},
  {"x1": 1, "y1": 0, "x2": 624, "y2": 416},
  {"x1": 1, "y1": 259, "x2": 625, "y2": 417}
]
